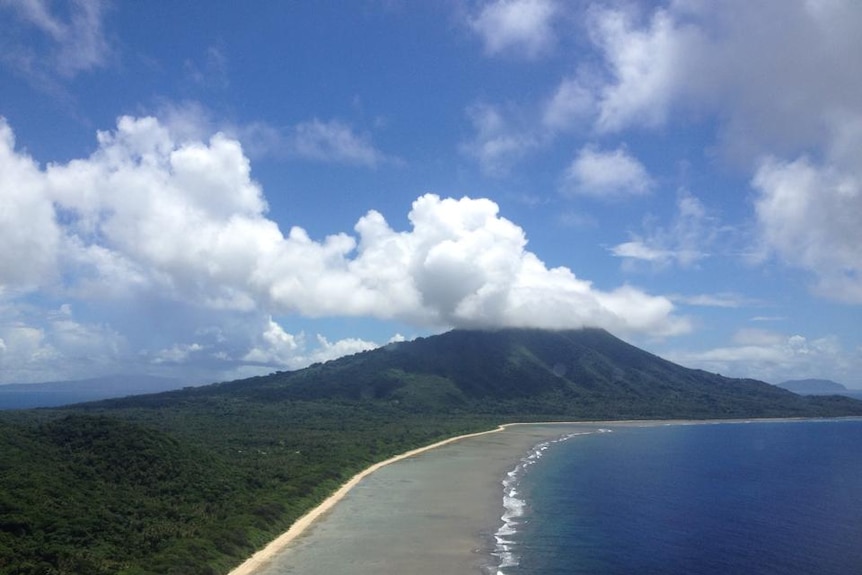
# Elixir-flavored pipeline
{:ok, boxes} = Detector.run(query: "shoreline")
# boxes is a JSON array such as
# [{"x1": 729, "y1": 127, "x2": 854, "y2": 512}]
[
  {"x1": 228, "y1": 417, "x2": 846, "y2": 575},
  {"x1": 227, "y1": 424, "x2": 509, "y2": 575}
]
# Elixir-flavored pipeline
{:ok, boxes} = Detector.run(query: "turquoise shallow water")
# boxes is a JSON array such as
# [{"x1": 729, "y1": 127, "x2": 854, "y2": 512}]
[{"x1": 499, "y1": 419, "x2": 862, "y2": 575}]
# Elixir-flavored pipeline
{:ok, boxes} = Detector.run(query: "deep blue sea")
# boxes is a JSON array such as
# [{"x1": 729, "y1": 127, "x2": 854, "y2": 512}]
[{"x1": 494, "y1": 420, "x2": 862, "y2": 575}]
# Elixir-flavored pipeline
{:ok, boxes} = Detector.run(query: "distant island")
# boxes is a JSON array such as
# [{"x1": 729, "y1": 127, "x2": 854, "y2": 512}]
[
  {"x1": 0, "y1": 375, "x2": 187, "y2": 410},
  {"x1": 2, "y1": 328, "x2": 862, "y2": 574},
  {"x1": 777, "y1": 378, "x2": 849, "y2": 395}
]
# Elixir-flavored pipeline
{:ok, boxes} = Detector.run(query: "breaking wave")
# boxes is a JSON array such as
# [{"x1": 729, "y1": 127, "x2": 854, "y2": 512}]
[{"x1": 491, "y1": 428, "x2": 613, "y2": 574}]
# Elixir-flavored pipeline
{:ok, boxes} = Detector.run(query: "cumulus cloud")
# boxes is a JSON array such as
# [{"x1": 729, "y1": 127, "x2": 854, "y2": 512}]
[
  {"x1": 471, "y1": 0, "x2": 862, "y2": 232},
  {"x1": 0, "y1": 0, "x2": 112, "y2": 81},
  {"x1": 539, "y1": 0, "x2": 861, "y2": 150},
  {"x1": 562, "y1": 0, "x2": 862, "y2": 303},
  {"x1": 562, "y1": 145, "x2": 652, "y2": 198},
  {"x1": 576, "y1": 0, "x2": 862, "y2": 163},
  {"x1": 0, "y1": 115, "x2": 689, "y2": 375},
  {"x1": 469, "y1": 0, "x2": 558, "y2": 58},
  {"x1": 0, "y1": 302, "x2": 386, "y2": 384},
  {"x1": 239, "y1": 318, "x2": 380, "y2": 370},
  {"x1": 305, "y1": 334, "x2": 379, "y2": 366},
  {"x1": 682, "y1": 0, "x2": 862, "y2": 163},
  {"x1": 0, "y1": 120, "x2": 60, "y2": 289},
  {"x1": 575, "y1": 1, "x2": 862, "y2": 141},
  {"x1": 241, "y1": 318, "x2": 301, "y2": 366},
  {"x1": 583, "y1": 4, "x2": 698, "y2": 133},
  {"x1": 0, "y1": 322, "x2": 57, "y2": 382},
  {"x1": 152, "y1": 342, "x2": 204, "y2": 365},
  {"x1": 752, "y1": 156, "x2": 862, "y2": 302},
  {"x1": 665, "y1": 329, "x2": 856, "y2": 385},
  {"x1": 0, "y1": 304, "x2": 126, "y2": 384}
]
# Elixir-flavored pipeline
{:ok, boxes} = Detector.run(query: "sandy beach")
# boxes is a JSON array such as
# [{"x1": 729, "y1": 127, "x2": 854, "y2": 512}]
[
  {"x1": 228, "y1": 422, "x2": 605, "y2": 575},
  {"x1": 229, "y1": 418, "x2": 803, "y2": 574}
]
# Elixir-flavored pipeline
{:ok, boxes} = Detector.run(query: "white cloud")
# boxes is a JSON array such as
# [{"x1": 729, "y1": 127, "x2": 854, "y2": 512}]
[
  {"x1": 307, "y1": 334, "x2": 379, "y2": 365},
  {"x1": 183, "y1": 45, "x2": 229, "y2": 90},
  {"x1": 586, "y1": 5, "x2": 697, "y2": 133},
  {"x1": 672, "y1": 292, "x2": 755, "y2": 309},
  {"x1": 565, "y1": 1, "x2": 862, "y2": 153},
  {"x1": 0, "y1": 305, "x2": 126, "y2": 384},
  {"x1": 0, "y1": 115, "x2": 693, "y2": 380},
  {"x1": 0, "y1": 0, "x2": 112, "y2": 80},
  {"x1": 684, "y1": 0, "x2": 862, "y2": 163},
  {"x1": 241, "y1": 318, "x2": 379, "y2": 371},
  {"x1": 562, "y1": 145, "x2": 652, "y2": 198},
  {"x1": 0, "y1": 322, "x2": 55, "y2": 382},
  {"x1": 666, "y1": 329, "x2": 857, "y2": 385},
  {"x1": 753, "y1": 156, "x2": 862, "y2": 303},
  {"x1": 152, "y1": 102, "x2": 389, "y2": 166},
  {"x1": 750, "y1": 315, "x2": 786, "y2": 323},
  {"x1": 152, "y1": 342, "x2": 204, "y2": 365},
  {"x1": 0, "y1": 119, "x2": 60, "y2": 289},
  {"x1": 0, "y1": 303, "x2": 383, "y2": 384},
  {"x1": 731, "y1": 328, "x2": 786, "y2": 347},
  {"x1": 464, "y1": 0, "x2": 862, "y2": 298},
  {"x1": 154, "y1": 100, "x2": 218, "y2": 143},
  {"x1": 460, "y1": 103, "x2": 539, "y2": 176},
  {"x1": 610, "y1": 241, "x2": 672, "y2": 264},
  {"x1": 288, "y1": 118, "x2": 388, "y2": 167},
  {"x1": 242, "y1": 318, "x2": 300, "y2": 365},
  {"x1": 469, "y1": 0, "x2": 558, "y2": 58},
  {"x1": 355, "y1": 194, "x2": 690, "y2": 336},
  {"x1": 610, "y1": 191, "x2": 716, "y2": 269},
  {"x1": 542, "y1": 75, "x2": 597, "y2": 132}
]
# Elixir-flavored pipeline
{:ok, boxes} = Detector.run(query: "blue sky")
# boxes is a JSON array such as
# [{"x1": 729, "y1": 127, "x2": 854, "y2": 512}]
[{"x1": 1, "y1": 0, "x2": 861, "y2": 388}]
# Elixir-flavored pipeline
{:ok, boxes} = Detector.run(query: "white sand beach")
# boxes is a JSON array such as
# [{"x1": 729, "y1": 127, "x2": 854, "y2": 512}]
[
  {"x1": 228, "y1": 423, "x2": 602, "y2": 575},
  {"x1": 228, "y1": 419, "x2": 787, "y2": 575}
]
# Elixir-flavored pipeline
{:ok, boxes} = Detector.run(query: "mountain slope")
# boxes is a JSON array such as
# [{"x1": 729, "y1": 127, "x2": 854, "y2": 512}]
[
  {"x1": 2, "y1": 328, "x2": 861, "y2": 574},
  {"x1": 115, "y1": 328, "x2": 862, "y2": 420}
]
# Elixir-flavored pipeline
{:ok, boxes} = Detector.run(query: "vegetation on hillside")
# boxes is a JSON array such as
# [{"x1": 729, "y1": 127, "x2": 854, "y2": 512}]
[{"x1": 2, "y1": 328, "x2": 861, "y2": 574}]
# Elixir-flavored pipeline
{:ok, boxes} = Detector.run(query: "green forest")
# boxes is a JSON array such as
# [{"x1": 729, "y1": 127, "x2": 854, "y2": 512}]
[{"x1": 2, "y1": 328, "x2": 861, "y2": 574}]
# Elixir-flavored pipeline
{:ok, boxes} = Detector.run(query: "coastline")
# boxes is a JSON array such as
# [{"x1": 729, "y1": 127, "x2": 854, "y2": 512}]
[
  {"x1": 228, "y1": 417, "x2": 837, "y2": 575},
  {"x1": 227, "y1": 424, "x2": 510, "y2": 575}
]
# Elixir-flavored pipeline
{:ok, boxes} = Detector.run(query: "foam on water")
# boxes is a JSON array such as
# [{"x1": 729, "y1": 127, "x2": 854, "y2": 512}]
[{"x1": 491, "y1": 429, "x2": 611, "y2": 575}]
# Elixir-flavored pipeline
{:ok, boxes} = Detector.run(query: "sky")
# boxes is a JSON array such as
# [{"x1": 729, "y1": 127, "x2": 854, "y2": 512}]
[{"x1": 1, "y1": 0, "x2": 861, "y2": 389}]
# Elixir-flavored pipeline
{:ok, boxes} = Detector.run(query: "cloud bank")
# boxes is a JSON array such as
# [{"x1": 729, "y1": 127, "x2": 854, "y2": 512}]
[
  {"x1": 0, "y1": 115, "x2": 687, "y2": 337},
  {"x1": 0, "y1": 115, "x2": 690, "y2": 382},
  {"x1": 666, "y1": 328, "x2": 858, "y2": 386}
]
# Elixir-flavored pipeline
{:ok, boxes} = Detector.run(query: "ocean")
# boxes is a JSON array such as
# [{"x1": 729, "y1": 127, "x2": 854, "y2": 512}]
[{"x1": 493, "y1": 419, "x2": 862, "y2": 575}]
